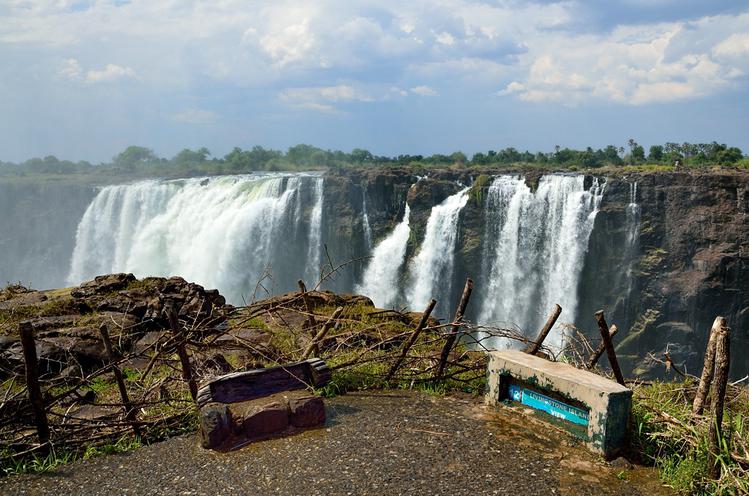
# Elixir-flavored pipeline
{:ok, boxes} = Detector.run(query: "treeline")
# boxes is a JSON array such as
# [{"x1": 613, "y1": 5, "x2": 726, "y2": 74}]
[{"x1": 1, "y1": 140, "x2": 746, "y2": 177}]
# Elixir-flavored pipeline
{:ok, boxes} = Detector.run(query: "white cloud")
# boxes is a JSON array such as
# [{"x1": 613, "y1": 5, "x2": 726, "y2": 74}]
[
  {"x1": 59, "y1": 58, "x2": 136, "y2": 83},
  {"x1": 2, "y1": 1, "x2": 749, "y2": 108},
  {"x1": 171, "y1": 108, "x2": 219, "y2": 124},
  {"x1": 59, "y1": 58, "x2": 82, "y2": 79},
  {"x1": 85, "y1": 63, "x2": 136, "y2": 83},
  {"x1": 410, "y1": 85, "x2": 438, "y2": 96},
  {"x1": 496, "y1": 15, "x2": 749, "y2": 105}
]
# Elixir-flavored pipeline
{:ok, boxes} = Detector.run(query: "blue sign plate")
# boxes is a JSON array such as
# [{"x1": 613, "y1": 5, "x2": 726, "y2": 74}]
[{"x1": 508, "y1": 384, "x2": 589, "y2": 426}]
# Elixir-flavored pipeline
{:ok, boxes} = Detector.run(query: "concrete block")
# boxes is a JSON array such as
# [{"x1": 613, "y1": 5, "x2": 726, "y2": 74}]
[{"x1": 485, "y1": 350, "x2": 632, "y2": 458}]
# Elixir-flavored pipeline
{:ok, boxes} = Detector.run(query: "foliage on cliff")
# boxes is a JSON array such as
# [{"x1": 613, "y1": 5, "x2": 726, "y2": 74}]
[{"x1": 1, "y1": 140, "x2": 745, "y2": 182}]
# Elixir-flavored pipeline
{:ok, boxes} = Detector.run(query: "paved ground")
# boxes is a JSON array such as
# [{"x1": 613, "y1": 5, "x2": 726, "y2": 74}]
[{"x1": 0, "y1": 391, "x2": 671, "y2": 496}]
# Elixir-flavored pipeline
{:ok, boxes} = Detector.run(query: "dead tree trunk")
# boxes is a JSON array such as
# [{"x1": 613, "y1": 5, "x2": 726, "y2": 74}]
[
  {"x1": 166, "y1": 303, "x2": 198, "y2": 402},
  {"x1": 19, "y1": 321, "x2": 50, "y2": 449},
  {"x1": 586, "y1": 324, "x2": 619, "y2": 369},
  {"x1": 436, "y1": 278, "x2": 473, "y2": 379},
  {"x1": 692, "y1": 316, "x2": 723, "y2": 416},
  {"x1": 302, "y1": 307, "x2": 343, "y2": 359},
  {"x1": 526, "y1": 304, "x2": 562, "y2": 355},
  {"x1": 298, "y1": 279, "x2": 317, "y2": 333},
  {"x1": 708, "y1": 318, "x2": 731, "y2": 480},
  {"x1": 386, "y1": 299, "x2": 437, "y2": 382},
  {"x1": 594, "y1": 311, "x2": 626, "y2": 386},
  {"x1": 99, "y1": 324, "x2": 141, "y2": 437}
]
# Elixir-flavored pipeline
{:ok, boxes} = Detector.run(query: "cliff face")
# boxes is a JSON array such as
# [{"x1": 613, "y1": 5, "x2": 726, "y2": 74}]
[
  {"x1": 324, "y1": 168, "x2": 749, "y2": 378},
  {"x1": 578, "y1": 172, "x2": 749, "y2": 379},
  {"x1": 1, "y1": 168, "x2": 747, "y2": 378}
]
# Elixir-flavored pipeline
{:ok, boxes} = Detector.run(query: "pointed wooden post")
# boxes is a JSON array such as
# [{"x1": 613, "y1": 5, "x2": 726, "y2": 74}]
[
  {"x1": 99, "y1": 324, "x2": 141, "y2": 437},
  {"x1": 386, "y1": 299, "x2": 437, "y2": 382},
  {"x1": 298, "y1": 279, "x2": 318, "y2": 333},
  {"x1": 526, "y1": 304, "x2": 562, "y2": 355},
  {"x1": 167, "y1": 302, "x2": 198, "y2": 402},
  {"x1": 586, "y1": 324, "x2": 619, "y2": 369},
  {"x1": 436, "y1": 278, "x2": 473, "y2": 379},
  {"x1": 708, "y1": 319, "x2": 730, "y2": 479},
  {"x1": 692, "y1": 317, "x2": 723, "y2": 416},
  {"x1": 302, "y1": 307, "x2": 343, "y2": 359},
  {"x1": 594, "y1": 310, "x2": 626, "y2": 386},
  {"x1": 20, "y1": 321, "x2": 50, "y2": 449}
]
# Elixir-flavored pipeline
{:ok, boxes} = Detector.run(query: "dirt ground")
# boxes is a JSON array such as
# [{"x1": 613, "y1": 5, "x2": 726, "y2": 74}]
[{"x1": 0, "y1": 391, "x2": 672, "y2": 496}]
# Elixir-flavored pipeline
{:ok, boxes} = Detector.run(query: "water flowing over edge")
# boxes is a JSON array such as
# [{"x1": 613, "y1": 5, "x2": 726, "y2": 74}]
[
  {"x1": 67, "y1": 173, "x2": 324, "y2": 304},
  {"x1": 406, "y1": 187, "x2": 471, "y2": 315},
  {"x1": 478, "y1": 175, "x2": 604, "y2": 351},
  {"x1": 355, "y1": 204, "x2": 411, "y2": 308}
]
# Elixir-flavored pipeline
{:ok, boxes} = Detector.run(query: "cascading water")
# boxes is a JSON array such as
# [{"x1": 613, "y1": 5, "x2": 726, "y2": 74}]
[
  {"x1": 406, "y1": 187, "x2": 470, "y2": 316},
  {"x1": 303, "y1": 177, "x2": 325, "y2": 286},
  {"x1": 355, "y1": 204, "x2": 411, "y2": 308},
  {"x1": 67, "y1": 173, "x2": 323, "y2": 304},
  {"x1": 478, "y1": 175, "x2": 604, "y2": 351},
  {"x1": 362, "y1": 194, "x2": 373, "y2": 250}
]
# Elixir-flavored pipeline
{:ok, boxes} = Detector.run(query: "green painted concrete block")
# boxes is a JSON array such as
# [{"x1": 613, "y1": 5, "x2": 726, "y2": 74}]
[{"x1": 485, "y1": 350, "x2": 632, "y2": 459}]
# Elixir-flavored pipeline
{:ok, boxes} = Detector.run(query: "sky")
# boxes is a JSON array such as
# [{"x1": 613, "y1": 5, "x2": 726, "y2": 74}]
[{"x1": 1, "y1": 0, "x2": 748, "y2": 163}]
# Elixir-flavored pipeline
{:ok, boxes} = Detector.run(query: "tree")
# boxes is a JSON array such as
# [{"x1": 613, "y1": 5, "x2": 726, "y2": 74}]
[
  {"x1": 114, "y1": 146, "x2": 157, "y2": 171},
  {"x1": 648, "y1": 145, "x2": 664, "y2": 163}
]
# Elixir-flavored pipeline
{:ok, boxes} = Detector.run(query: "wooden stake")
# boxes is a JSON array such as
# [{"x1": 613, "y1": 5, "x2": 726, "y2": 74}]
[
  {"x1": 708, "y1": 318, "x2": 730, "y2": 480},
  {"x1": 586, "y1": 324, "x2": 619, "y2": 369},
  {"x1": 594, "y1": 310, "x2": 626, "y2": 386},
  {"x1": 19, "y1": 321, "x2": 50, "y2": 448},
  {"x1": 166, "y1": 303, "x2": 198, "y2": 402},
  {"x1": 302, "y1": 307, "x2": 343, "y2": 359},
  {"x1": 436, "y1": 278, "x2": 473, "y2": 379},
  {"x1": 386, "y1": 299, "x2": 437, "y2": 382},
  {"x1": 692, "y1": 317, "x2": 723, "y2": 416},
  {"x1": 526, "y1": 304, "x2": 562, "y2": 355},
  {"x1": 99, "y1": 324, "x2": 141, "y2": 438},
  {"x1": 298, "y1": 279, "x2": 317, "y2": 333}
]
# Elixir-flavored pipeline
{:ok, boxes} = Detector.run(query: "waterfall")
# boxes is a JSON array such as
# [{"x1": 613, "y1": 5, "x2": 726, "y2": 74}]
[
  {"x1": 362, "y1": 193, "x2": 373, "y2": 250},
  {"x1": 304, "y1": 177, "x2": 325, "y2": 286},
  {"x1": 355, "y1": 204, "x2": 411, "y2": 308},
  {"x1": 406, "y1": 188, "x2": 470, "y2": 316},
  {"x1": 478, "y1": 175, "x2": 604, "y2": 351},
  {"x1": 68, "y1": 174, "x2": 323, "y2": 304}
]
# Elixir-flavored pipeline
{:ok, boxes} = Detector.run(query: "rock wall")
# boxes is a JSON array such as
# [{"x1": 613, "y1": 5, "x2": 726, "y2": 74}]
[
  {"x1": 578, "y1": 172, "x2": 749, "y2": 379},
  {"x1": 324, "y1": 168, "x2": 749, "y2": 378},
  {"x1": 1, "y1": 168, "x2": 747, "y2": 378}
]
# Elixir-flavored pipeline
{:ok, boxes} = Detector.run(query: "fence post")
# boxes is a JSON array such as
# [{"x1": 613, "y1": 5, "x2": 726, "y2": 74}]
[
  {"x1": 594, "y1": 311, "x2": 626, "y2": 386},
  {"x1": 99, "y1": 324, "x2": 141, "y2": 438},
  {"x1": 436, "y1": 278, "x2": 473, "y2": 379},
  {"x1": 386, "y1": 299, "x2": 437, "y2": 382},
  {"x1": 693, "y1": 317, "x2": 723, "y2": 416},
  {"x1": 298, "y1": 279, "x2": 318, "y2": 333},
  {"x1": 302, "y1": 307, "x2": 343, "y2": 359},
  {"x1": 526, "y1": 304, "x2": 562, "y2": 355},
  {"x1": 707, "y1": 318, "x2": 731, "y2": 480},
  {"x1": 586, "y1": 324, "x2": 619, "y2": 369},
  {"x1": 166, "y1": 302, "x2": 198, "y2": 402},
  {"x1": 19, "y1": 321, "x2": 50, "y2": 448}
]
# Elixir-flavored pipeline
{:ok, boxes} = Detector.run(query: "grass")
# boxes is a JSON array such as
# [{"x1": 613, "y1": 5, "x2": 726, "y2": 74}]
[
  {"x1": 630, "y1": 381, "x2": 749, "y2": 495},
  {"x1": 1, "y1": 435, "x2": 142, "y2": 477}
]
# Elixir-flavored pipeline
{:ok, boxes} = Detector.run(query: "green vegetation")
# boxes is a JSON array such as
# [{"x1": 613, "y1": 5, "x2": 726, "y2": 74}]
[
  {"x1": 631, "y1": 381, "x2": 749, "y2": 495},
  {"x1": 1, "y1": 139, "x2": 745, "y2": 183}
]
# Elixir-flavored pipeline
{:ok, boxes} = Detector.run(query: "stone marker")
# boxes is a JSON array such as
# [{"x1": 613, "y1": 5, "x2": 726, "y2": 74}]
[
  {"x1": 485, "y1": 350, "x2": 631, "y2": 459},
  {"x1": 198, "y1": 358, "x2": 331, "y2": 451}
]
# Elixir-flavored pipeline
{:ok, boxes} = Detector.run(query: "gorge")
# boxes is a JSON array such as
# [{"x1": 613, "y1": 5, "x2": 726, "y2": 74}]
[{"x1": 1, "y1": 168, "x2": 747, "y2": 379}]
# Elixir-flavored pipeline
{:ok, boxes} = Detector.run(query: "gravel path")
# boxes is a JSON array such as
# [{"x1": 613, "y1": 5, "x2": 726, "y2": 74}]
[{"x1": 0, "y1": 391, "x2": 670, "y2": 496}]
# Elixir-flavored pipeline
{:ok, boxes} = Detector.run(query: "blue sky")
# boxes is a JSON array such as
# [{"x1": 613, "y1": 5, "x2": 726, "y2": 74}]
[{"x1": 1, "y1": 0, "x2": 748, "y2": 163}]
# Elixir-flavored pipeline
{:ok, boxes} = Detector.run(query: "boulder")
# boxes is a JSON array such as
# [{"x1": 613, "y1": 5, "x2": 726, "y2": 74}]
[
  {"x1": 240, "y1": 401, "x2": 290, "y2": 437},
  {"x1": 289, "y1": 396, "x2": 325, "y2": 428}
]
